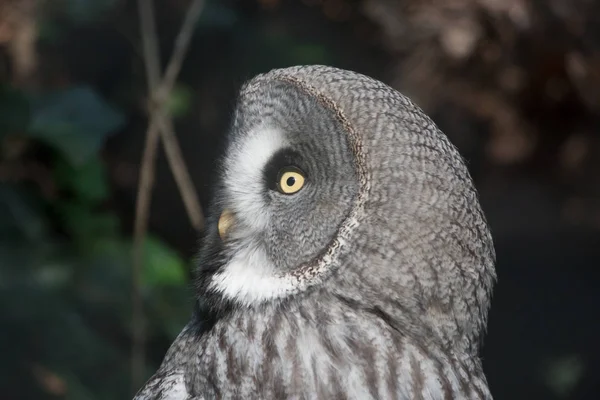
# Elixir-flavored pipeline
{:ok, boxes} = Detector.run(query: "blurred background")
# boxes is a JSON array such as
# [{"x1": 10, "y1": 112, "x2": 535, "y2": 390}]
[{"x1": 1, "y1": 0, "x2": 599, "y2": 399}]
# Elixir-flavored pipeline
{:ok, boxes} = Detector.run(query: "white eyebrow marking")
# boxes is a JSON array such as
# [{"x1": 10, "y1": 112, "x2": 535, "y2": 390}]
[{"x1": 223, "y1": 126, "x2": 287, "y2": 230}]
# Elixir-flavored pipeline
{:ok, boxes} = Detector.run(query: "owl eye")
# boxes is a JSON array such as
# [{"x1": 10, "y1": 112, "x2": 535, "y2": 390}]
[{"x1": 276, "y1": 167, "x2": 306, "y2": 194}]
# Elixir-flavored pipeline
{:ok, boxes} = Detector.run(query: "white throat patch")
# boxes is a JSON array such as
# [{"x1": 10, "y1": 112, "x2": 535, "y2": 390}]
[{"x1": 208, "y1": 244, "x2": 297, "y2": 306}]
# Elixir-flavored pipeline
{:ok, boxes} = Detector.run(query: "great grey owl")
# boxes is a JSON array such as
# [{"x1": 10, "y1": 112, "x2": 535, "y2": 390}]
[{"x1": 134, "y1": 65, "x2": 496, "y2": 399}]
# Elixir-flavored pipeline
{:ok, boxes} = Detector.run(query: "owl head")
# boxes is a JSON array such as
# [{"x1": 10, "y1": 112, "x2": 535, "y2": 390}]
[{"x1": 195, "y1": 65, "x2": 495, "y2": 353}]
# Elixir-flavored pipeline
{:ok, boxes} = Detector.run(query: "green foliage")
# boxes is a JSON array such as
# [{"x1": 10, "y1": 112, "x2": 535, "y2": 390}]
[
  {"x1": 0, "y1": 83, "x2": 189, "y2": 399},
  {"x1": 54, "y1": 156, "x2": 110, "y2": 203},
  {"x1": 142, "y1": 236, "x2": 187, "y2": 287},
  {"x1": 0, "y1": 0, "x2": 353, "y2": 398},
  {"x1": 28, "y1": 86, "x2": 126, "y2": 166},
  {"x1": 165, "y1": 85, "x2": 194, "y2": 119}
]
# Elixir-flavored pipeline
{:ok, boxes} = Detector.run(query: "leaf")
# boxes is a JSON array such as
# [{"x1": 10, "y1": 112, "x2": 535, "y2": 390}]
[
  {"x1": 143, "y1": 236, "x2": 187, "y2": 287},
  {"x1": 55, "y1": 201, "x2": 119, "y2": 242},
  {"x1": 79, "y1": 235, "x2": 187, "y2": 290},
  {"x1": 53, "y1": 156, "x2": 110, "y2": 203},
  {"x1": 28, "y1": 86, "x2": 125, "y2": 166},
  {"x1": 165, "y1": 85, "x2": 193, "y2": 119}
]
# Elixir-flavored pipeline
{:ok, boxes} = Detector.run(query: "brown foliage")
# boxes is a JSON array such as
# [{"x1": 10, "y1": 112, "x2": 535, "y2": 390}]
[{"x1": 362, "y1": 0, "x2": 600, "y2": 227}]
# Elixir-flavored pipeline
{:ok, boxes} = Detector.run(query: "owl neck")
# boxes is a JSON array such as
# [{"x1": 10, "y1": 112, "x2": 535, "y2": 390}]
[
  {"x1": 327, "y1": 269, "x2": 486, "y2": 359},
  {"x1": 190, "y1": 290, "x2": 490, "y2": 399}
]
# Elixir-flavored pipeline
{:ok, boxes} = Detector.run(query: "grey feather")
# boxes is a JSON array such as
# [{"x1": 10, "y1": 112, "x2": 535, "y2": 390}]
[{"x1": 134, "y1": 65, "x2": 496, "y2": 400}]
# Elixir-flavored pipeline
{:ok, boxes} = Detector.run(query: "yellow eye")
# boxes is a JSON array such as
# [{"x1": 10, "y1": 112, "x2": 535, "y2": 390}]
[{"x1": 277, "y1": 168, "x2": 306, "y2": 194}]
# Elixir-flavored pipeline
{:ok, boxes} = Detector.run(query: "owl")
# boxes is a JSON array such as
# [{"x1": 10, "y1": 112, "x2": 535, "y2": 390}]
[{"x1": 134, "y1": 65, "x2": 496, "y2": 399}]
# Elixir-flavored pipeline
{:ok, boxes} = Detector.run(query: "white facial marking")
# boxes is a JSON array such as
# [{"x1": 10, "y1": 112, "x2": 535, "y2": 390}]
[
  {"x1": 224, "y1": 127, "x2": 287, "y2": 230},
  {"x1": 211, "y1": 126, "x2": 298, "y2": 305}
]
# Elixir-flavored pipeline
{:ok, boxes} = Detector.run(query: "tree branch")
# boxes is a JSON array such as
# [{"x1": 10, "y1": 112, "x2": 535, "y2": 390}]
[
  {"x1": 131, "y1": 0, "x2": 205, "y2": 393},
  {"x1": 148, "y1": 0, "x2": 205, "y2": 231},
  {"x1": 155, "y1": 0, "x2": 205, "y2": 103},
  {"x1": 131, "y1": 0, "x2": 163, "y2": 391},
  {"x1": 156, "y1": 111, "x2": 204, "y2": 230}
]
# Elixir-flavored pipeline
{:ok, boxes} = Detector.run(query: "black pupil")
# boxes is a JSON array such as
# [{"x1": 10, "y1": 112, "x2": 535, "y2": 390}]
[{"x1": 286, "y1": 176, "x2": 296, "y2": 187}]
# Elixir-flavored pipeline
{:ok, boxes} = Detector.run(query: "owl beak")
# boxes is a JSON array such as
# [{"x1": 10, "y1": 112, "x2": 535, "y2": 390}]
[{"x1": 218, "y1": 209, "x2": 235, "y2": 240}]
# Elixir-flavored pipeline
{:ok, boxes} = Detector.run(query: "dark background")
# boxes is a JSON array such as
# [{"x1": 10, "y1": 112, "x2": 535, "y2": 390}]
[{"x1": 1, "y1": 0, "x2": 599, "y2": 399}]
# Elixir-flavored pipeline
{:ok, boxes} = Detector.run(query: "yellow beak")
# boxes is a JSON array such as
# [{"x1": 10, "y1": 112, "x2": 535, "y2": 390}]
[{"x1": 218, "y1": 209, "x2": 234, "y2": 240}]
